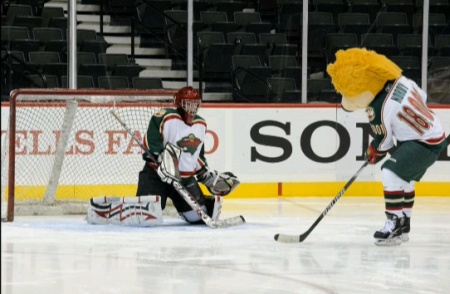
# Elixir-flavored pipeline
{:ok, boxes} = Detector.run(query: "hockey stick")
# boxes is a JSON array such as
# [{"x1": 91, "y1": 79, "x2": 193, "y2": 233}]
[
  {"x1": 274, "y1": 160, "x2": 369, "y2": 243},
  {"x1": 110, "y1": 109, "x2": 245, "y2": 229}
]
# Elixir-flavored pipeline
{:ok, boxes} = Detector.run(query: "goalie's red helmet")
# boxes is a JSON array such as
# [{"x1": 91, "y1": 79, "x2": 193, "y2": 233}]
[{"x1": 174, "y1": 86, "x2": 201, "y2": 125}]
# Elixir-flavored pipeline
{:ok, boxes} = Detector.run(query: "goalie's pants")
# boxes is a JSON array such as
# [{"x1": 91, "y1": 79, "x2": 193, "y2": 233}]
[{"x1": 136, "y1": 164, "x2": 212, "y2": 223}]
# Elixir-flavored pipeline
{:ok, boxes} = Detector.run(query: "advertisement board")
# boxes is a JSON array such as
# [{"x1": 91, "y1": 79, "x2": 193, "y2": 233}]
[{"x1": 2, "y1": 104, "x2": 449, "y2": 197}]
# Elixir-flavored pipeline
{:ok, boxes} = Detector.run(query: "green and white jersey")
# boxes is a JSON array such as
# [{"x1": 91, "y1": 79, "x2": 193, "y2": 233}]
[
  {"x1": 143, "y1": 108, "x2": 208, "y2": 178},
  {"x1": 367, "y1": 76, "x2": 447, "y2": 152}
]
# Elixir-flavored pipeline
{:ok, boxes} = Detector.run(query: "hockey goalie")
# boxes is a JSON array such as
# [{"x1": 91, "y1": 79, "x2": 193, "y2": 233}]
[{"x1": 87, "y1": 86, "x2": 240, "y2": 226}]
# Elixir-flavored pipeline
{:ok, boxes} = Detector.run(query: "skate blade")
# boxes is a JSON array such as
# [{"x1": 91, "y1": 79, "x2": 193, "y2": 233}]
[
  {"x1": 402, "y1": 233, "x2": 409, "y2": 242},
  {"x1": 374, "y1": 236, "x2": 402, "y2": 246}
]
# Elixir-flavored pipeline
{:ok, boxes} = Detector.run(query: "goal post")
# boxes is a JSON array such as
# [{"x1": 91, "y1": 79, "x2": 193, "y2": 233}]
[
  {"x1": 43, "y1": 99, "x2": 78, "y2": 206},
  {"x1": 1, "y1": 88, "x2": 176, "y2": 222}
]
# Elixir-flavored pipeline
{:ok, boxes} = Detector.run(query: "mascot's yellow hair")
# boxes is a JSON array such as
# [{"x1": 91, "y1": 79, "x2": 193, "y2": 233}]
[{"x1": 326, "y1": 48, "x2": 402, "y2": 98}]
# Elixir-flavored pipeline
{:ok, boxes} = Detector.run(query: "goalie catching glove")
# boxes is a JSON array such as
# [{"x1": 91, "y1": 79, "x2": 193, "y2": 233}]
[{"x1": 197, "y1": 169, "x2": 240, "y2": 196}]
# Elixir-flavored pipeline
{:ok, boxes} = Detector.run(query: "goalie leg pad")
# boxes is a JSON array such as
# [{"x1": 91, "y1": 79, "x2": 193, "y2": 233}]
[
  {"x1": 179, "y1": 209, "x2": 204, "y2": 224},
  {"x1": 179, "y1": 196, "x2": 223, "y2": 224},
  {"x1": 205, "y1": 196, "x2": 223, "y2": 221},
  {"x1": 87, "y1": 196, "x2": 163, "y2": 226}
]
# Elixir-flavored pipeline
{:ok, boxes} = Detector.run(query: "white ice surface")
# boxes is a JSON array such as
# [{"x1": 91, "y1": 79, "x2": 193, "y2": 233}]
[{"x1": 2, "y1": 197, "x2": 450, "y2": 294}]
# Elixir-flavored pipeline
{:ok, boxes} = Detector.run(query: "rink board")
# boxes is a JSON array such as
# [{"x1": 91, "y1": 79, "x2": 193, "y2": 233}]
[{"x1": 2, "y1": 103, "x2": 449, "y2": 199}]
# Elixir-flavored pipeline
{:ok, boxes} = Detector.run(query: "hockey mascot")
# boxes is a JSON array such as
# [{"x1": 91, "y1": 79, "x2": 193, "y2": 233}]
[
  {"x1": 327, "y1": 48, "x2": 447, "y2": 246},
  {"x1": 87, "y1": 86, "x2": 242, "y2": 227}
]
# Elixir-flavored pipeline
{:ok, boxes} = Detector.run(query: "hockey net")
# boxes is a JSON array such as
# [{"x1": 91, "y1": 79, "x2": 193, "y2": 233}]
[{"x1": 1, "y1": 89, "x2": 176, "y2": 222}]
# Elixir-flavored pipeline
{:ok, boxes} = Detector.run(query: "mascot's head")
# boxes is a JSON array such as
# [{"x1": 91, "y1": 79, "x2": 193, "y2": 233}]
[{"x1": 326, "y1": 48, "x2": 402, "y2": 111}]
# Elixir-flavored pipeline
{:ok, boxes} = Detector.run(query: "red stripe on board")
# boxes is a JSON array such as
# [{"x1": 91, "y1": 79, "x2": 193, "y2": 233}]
[
  {"x1": 202, "y1": 103, "x2": 337, "y2": 109},
  {"x1": 6, "y1": 102, "x2": 175, "y2": 108},
  {"x1": 3, "y1": 101, "x2": 449, "y2": 109},
  {"x1": 278, "y1": 182, "x2": 282, "y2": 196}
]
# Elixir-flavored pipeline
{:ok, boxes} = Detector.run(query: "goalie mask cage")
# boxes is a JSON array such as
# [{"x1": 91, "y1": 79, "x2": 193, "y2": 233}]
[{"x1": 1, "y1": 89, "x2": 176, "y2": 222}]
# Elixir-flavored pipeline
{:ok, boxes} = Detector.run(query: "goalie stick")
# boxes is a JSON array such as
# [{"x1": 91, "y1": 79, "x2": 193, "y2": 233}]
[
  {"x1": 110, "y1": 109, "x2": 245, "y2": 229},
  {"x1": 274, "y1": 160, "x2": 369, "y2": 243}
]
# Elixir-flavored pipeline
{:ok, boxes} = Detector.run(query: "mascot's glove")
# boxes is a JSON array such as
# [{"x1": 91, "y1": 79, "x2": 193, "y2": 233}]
[
  {"x1": 157, "y1": 143, "x2": 181, "y2": 184},
  {"x1": 365, "y1": 142, "x2": 387, "y2": 164},
  {"x1": 198, "y1": 169, "x2": 240, "y2": 196}
]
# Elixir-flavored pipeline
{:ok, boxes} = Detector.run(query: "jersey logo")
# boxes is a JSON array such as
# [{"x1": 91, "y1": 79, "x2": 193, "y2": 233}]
[
  {"x1": 154, "y1": 109, "x2": 167, "y2": 117},
  {"x1": 177, "y1": 133, "x2": 202, "y2": 155},
  {"x1": 366, "y1": 107, "x2": 375, "y2": 121}
]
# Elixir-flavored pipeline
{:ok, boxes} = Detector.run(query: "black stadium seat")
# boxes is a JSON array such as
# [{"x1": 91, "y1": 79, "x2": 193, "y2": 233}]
[{"x1": 98, "y1": 76, "x2": 130, "y2": 89}]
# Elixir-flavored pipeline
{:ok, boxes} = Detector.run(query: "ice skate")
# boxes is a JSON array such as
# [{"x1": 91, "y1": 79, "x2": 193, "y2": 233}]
[
  {"x1": 402, "y1": 213, "x2": 410, "y2": 242},
  {"x1": 374, "y1": 212, "x2": 404, "y2": 246}
]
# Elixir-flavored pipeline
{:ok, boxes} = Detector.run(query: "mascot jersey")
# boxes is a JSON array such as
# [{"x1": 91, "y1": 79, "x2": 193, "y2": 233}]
[
  {"x1": 143, "y1": 108, "x2": 208, "y2": 178},
  {"x1": 368, "y1": 76, "x2": 447, "y2": 153}
]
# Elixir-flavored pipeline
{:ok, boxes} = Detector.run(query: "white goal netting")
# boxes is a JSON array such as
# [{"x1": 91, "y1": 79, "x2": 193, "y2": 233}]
[{"x1": 1, "y1": 89, "x2": 176, "y2": 221}]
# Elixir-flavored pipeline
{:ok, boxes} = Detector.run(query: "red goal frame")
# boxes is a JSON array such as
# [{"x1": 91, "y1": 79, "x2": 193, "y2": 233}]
[{"x1": 3, "y1": 88, "x2": 177, "y2": 222}]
